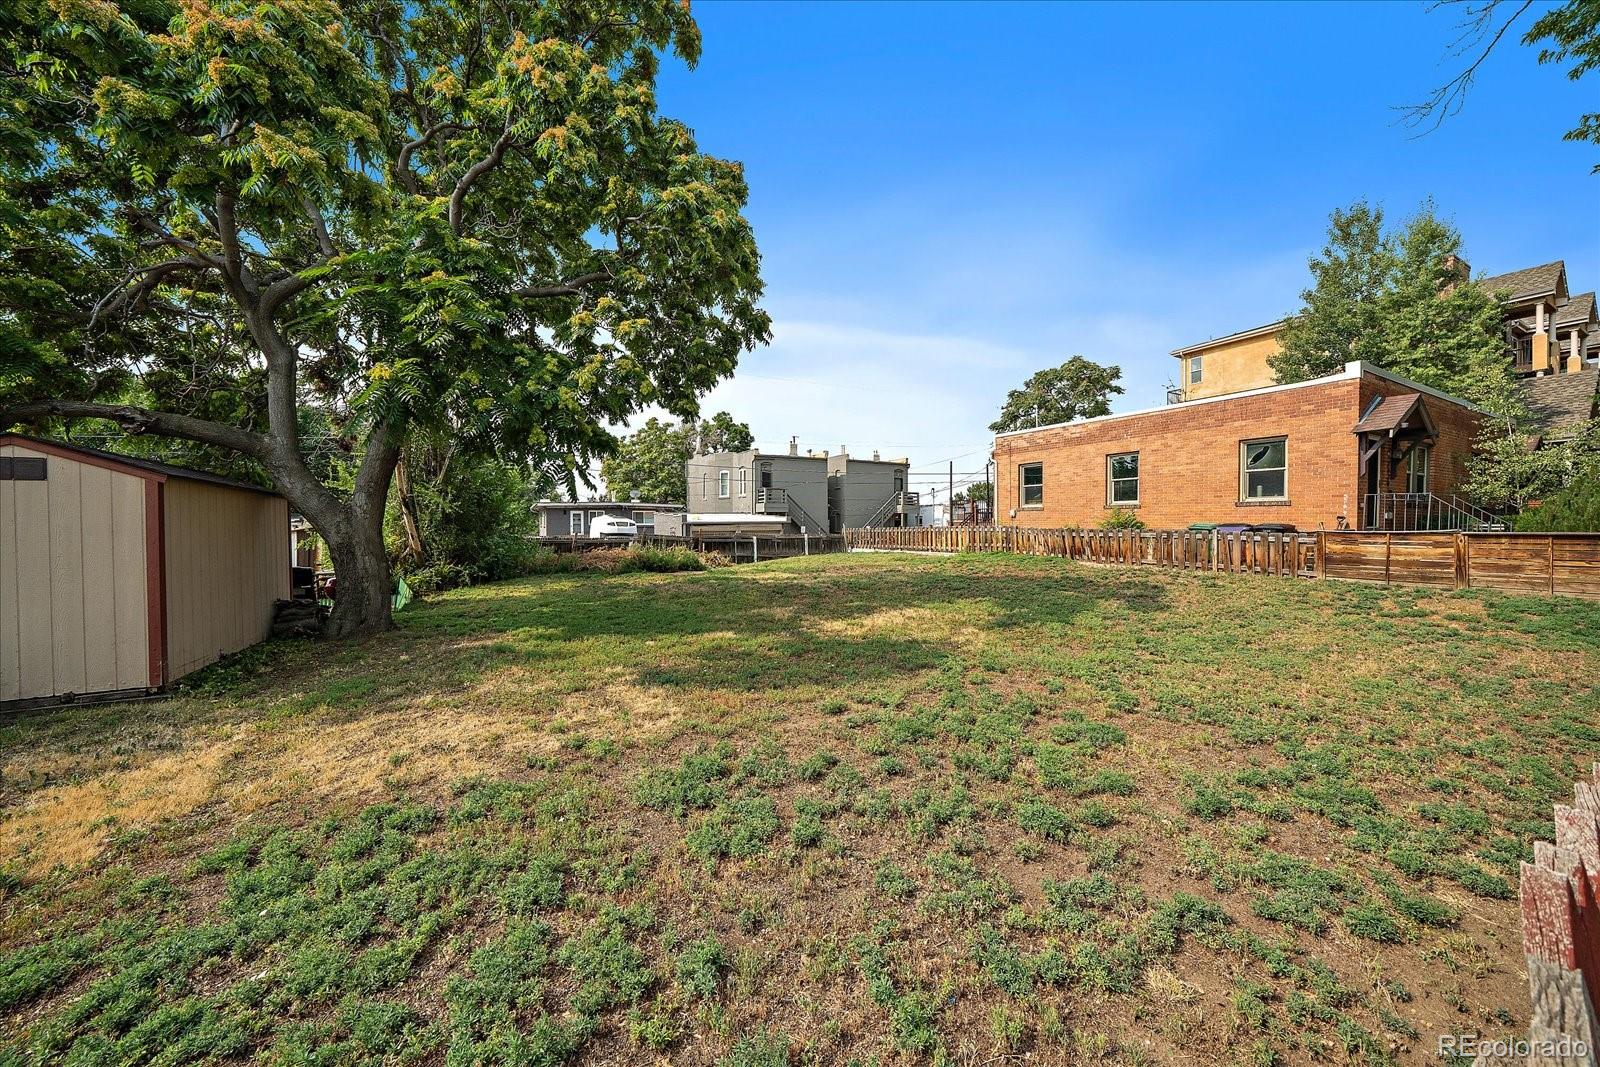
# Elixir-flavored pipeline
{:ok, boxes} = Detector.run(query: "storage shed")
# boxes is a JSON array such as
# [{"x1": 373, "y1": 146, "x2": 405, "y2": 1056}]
[{"x1": 1, "y1": 435, "x2": 290, "y2": 708}]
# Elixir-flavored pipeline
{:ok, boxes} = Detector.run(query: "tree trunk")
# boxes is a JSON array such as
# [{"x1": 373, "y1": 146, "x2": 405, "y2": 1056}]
[
  {"x1": 395, "y1": 451, "x2": 425, "y2": 564},
  {"x1": 323, "y1": 510, "x2": 394, "y2": 638}
]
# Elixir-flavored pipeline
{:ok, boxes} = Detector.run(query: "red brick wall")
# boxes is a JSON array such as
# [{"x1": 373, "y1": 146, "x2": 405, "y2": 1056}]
[
  {"x1": 990, "y1": 371, "x2": 1488, "y2": 531},
  {"x1": 993, "y1": 377, "x2": 1365, "y2": 531},
  {"x1": 1357, "y1": 376, "x2": 1485, "y2": 501}
]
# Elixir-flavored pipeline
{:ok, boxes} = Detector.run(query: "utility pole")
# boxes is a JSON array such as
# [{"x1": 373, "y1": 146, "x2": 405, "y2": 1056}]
[
  {"x1": 948, "y1": 461, "x2": 954, "y2": 528},
  {"x1": 985, "y1": 459, "x2": 992, "y2": 526}
]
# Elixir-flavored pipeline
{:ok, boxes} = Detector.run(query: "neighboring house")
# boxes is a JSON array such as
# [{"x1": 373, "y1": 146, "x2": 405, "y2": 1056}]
[
  {"x1": 685, "y1": 440, "x2": 917, "y2": 534},
  {"x1": 1, "y1": 434, "x2": 291, "y2": 708},
  {"x1": 1167, "y1": 259, "x2": 1598, "y2": 404},
  {"x1": 686, "y1": 443, "x2": 830, "y2": 535},
  {"x1": 826, "y1": 449, "x2": 915, "y2": 531},
  {"x1": 533, "y1": 500, "x2": 684, "y2": 538},
  {"x1": 992, "y1": 363, "x2": 1490, "y2": 532},
  {"x1": 1522, "y1": 367, "x2": 1600, "y2": 447}
]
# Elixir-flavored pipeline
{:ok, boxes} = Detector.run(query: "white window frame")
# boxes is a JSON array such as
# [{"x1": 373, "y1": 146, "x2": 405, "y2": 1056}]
[
  {"x1": 737, "y1": 469, "x2": 748, "y2": 496},
  {"x1": 1406, "y1": 446, "x2": 1431, "y2": 495},
  {"x1": 1189, "y1": 355, "x2": 1203, "y2": 385},
  {"x1": 1239, "y1": 437, "x2": 1289, "y2": 502},
  {"x1": 700, "y1": 472, "x2": 708, "y2": 498},
  {"x1": 718, "y1": 470, "x2": 731, "y2": 498},
  {"x1": 632, "y1": 509, "x2": 651, "y2": 526},
  {"x1": 1106, "y1": 452, "x2": 1140, "y2": 506},
  {"x1": 569, "y1": 510, "x2": 585, "y2": 536},
  {"x1": 1019, "y1": 462, "x2": 1044, "y2": 508}
]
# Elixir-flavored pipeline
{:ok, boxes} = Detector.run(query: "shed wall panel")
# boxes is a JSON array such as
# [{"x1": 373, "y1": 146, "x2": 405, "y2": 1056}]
[
  {"x1": 0, "y1": 444, "x2": 149, "y2": 702},
  {"x1": 162, "y1": 481, "x2": 288, "y2": 681}
]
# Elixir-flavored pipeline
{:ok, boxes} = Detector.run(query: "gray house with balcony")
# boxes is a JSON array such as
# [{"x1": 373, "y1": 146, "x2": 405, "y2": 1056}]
[
  {"x1": 827, "y1": 450, "x2": 916, "y2": 530},
  {"x1": 685, "y1": 440, "x2": 917, "y2": 534}
]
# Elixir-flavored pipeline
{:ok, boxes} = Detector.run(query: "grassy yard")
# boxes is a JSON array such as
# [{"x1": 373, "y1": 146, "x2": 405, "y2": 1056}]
[{"x1": 1, "y1": 552, "x2": 1596, "y2": 1066}]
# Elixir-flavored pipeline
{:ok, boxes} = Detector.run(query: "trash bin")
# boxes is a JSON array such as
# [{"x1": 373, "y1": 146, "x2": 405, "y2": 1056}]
[{"x1": 1187, "y1": 522, "x2": 1219, "y2": 532}]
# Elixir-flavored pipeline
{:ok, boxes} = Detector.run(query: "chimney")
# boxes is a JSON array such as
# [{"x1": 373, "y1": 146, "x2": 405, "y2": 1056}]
[
  {"x1": 872, "y1": 449, "x2": 880, "y2": 461},
  {"x1": 839, "y1": 444, "x2": 847, "y2": 457},
  {"x1": 788, "y1": 435, "x2": 798, "y2": 456},
  {"x1": 821, "y1": 449, "x2": 828, "y2": 458},
  {"x1": 1443, "y1": 254, "x2": 1470, "y2": 289}
]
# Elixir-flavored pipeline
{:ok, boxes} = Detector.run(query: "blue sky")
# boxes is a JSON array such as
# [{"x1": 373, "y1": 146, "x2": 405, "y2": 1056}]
[{"x1": 648, "y1": 1, "x2": 1599, "y2": 500}]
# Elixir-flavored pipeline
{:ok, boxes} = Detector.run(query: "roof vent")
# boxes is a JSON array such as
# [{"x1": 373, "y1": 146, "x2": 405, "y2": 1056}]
[
  {"x1": 872, "y1": 449, "x2": 880, "y2": 461},
  {"x1": 789, "y1": 435, "x2": 798, "y2": 456}
]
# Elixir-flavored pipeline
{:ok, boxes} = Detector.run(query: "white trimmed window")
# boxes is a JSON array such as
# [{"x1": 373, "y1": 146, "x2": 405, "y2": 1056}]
[
  {"x1": 1189, "y1": 355, "x2": 1203, "y2": 385},
  {"x1": 737, "y1": 469, "x2": 748, "y2": 496},
  {"x1": 1107, "y1": 452, "x2": 1140, "y2": 505},
  {"x1": 1406, "y1": 446, "x2": 1431, "y2": 494},
  {"x1": 718, "y1": 470, "x2": 731, "y2": 498},
  {"x1": 569, "y1": 510, "x2": 584, "y2": 535},
  {"x1": 1240, "y1": 437, "x2": 1288, "y2": 501},
  {"x1": 1019, "y1": 462, "x2": 1044, "y2": 507}
]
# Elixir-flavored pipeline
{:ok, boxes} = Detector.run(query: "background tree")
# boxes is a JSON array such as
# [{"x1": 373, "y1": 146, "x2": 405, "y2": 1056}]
[
  {"x1": 1404, "y1": 0, "x2": 1600, "y2": 171},
  {"x1": 0, "y1": 0, "x2": 769, "y2": 636},
  {"x1": 600, "y1": 411, "x2": 752, "y2": 503},
  {"x1": 989, "y1": 357, "x2": 1123, "y2": 434},
  {"x1": 1272, "y1": 201, "x2": 1512, "y2": 408},
  {"x1": 1269, "y1": 202, "x2": 1393, "y2": 383}
]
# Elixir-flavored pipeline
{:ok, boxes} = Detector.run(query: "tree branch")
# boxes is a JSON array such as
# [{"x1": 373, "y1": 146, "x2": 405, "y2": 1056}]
[
  {"x1": 395, "y1": 121, "x2": 471, "y2": 195},
  {"x1": 448, "y1": 124, "x2": 517, "y2": 235},
  {"x1": 89, "y1": 256, "x2": 212, "y2": 329},
  {"x1": 301, "y1": 196, "x2": 337, "y2": 259},
  {"x1": 0, "y1": 400, "x2": 271, "y2": 458},
  {"x1": 1400, "y1": 0, "x2": 1534, "y2": 133},
  {"x1": 515, "y1": 270, "x2": 611, "y2": 299}
]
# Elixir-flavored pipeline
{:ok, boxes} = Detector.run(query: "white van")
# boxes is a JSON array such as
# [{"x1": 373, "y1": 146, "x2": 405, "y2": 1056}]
[{"x1": 589, "y1": 515, "x2": 638, "y2": 539}]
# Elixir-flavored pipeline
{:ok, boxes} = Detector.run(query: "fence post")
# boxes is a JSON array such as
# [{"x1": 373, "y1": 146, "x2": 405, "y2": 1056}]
[
  {"x1": 1550, "y1": 535, "x2": 1558, "y2": 597},
  {"x1": 1315, "y1": 532, "x2": 1326, "y2": 580},
  {"x1": 1453, "y1": 533, "x2": 1467, "y2": 589},
  {"x1": 1384, "y1": 532, "x2": 1392, "y2": 585}
]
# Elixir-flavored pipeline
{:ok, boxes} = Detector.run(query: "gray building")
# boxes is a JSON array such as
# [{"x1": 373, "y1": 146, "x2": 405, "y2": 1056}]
[
  {"x1": 685, "y1": 445, "x2": 830, "y2": 535},
  {"x1": 685, "y1": 440, "x2": 916, "y2": 534},
  {"x1": 534, "y1": 500, "x2": 684, "y2": 538},
  {"x1": 826, "y1": 449, "x2": 915, "y2": 530}
]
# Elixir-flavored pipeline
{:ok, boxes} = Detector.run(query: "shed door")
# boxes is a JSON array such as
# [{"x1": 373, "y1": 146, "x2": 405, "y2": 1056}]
[{"x1": 1, "y1": 446, "x2": 152, "y2": 703}]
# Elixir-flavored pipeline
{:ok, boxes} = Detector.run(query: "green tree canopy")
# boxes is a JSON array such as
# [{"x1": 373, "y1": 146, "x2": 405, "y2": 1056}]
[
  {"x1": 600, "y1": 411, "x2": 752, "y2": 503},
  {"x1": 1271, "y1": 201, "x2": 1513, "y2": 410},
  {"x1": 0, "y1": 0, "x2": 769, "y2": 635},
  {"x1": 989, "y1": 357, "x2": 1123, "y2": 434}
]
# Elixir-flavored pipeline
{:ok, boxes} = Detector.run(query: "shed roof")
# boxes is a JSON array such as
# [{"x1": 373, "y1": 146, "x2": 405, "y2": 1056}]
[{"x1": 0, "y1": 434, "x2": 280, "y2": 495}]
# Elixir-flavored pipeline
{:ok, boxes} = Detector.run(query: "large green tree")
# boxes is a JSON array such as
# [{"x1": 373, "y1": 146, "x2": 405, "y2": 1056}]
[
  {"x1": 600, "y1": 410, "x2": 751, "y2": 503},
  {"x1": 1271, "y1": 202, "x2": 1512, "y2": 409},
  {"x1": 0, "y1": 0, "x2": 769, "y2": 636},
  {"x1": 989, "y1": 356, "x2": 1123, "y2": 434},
  {"x1": 1269, "y1": 201, "x2": 1392, "y2": 383}
]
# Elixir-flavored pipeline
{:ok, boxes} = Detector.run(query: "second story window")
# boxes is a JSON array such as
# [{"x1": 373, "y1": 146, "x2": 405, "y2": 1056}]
[
  {"x1": 1189, "y1": 355, "x2": 1203, "y2": 385},
  {"x1": 1107, "y1": 452, "x2": 1140, "y2": 505},
  {"x1": 718, "y1": 470, "x2": 731, "y2": 498},
  {"x1": 738, "y1": 469, "x2": 748, "y2": 496},
  {"x1": 1019, "y1": 462, "x2": 1044, "y2": 507}
]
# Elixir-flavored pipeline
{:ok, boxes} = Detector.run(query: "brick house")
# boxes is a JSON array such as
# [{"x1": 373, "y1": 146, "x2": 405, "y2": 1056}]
[
  {"x1": 1167, "y1": 259, "x2": 1597, "y2": 405},
  {"x1": 993, "y1": 363, "x2": 1486, "y2": 531}
]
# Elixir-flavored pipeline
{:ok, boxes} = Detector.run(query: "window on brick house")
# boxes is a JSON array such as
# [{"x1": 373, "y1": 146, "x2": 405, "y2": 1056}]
[
  {"x1": 1240, "y1": 437, "x2": 1287, "y2": 500},
  {"x1": 1019, "y1": 463, "x2": 1044, "y2": 507},
  {"x1": 1107, "y1": 452, "x2": 1140, "y2": 505},
  {"x1": 1406, "y1": 446, "x2": 1430, "y2": 494}
]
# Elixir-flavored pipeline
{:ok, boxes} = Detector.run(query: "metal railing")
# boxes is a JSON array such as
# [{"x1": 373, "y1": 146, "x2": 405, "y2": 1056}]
[
  {"x1": 862, "y1": 490, "x2": 921, "y2": 529},
  {"x1": 1360, "y1": 492, "x2": 1506, "y2": 532}
]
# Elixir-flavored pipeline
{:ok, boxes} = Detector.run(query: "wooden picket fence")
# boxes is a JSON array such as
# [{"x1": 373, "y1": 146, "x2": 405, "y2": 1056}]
[
  {"x1": 1481, "y1": 764, "x2": 1600, "y2": 1065},
  {"x1": 844, "y1": 526, "x2": 1600, "y2": 599},
  {"x1": 846, "y1": 525, "x2": 1318, "y2": 577}
]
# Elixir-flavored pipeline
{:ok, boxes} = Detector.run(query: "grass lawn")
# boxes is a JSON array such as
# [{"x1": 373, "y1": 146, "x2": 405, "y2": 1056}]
[{"x1": 1, "y1": 552, "x2": 1596, "y2": 1066}]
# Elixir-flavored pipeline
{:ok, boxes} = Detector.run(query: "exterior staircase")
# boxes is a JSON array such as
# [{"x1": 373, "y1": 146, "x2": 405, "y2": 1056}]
[
  {"x1": 1362, "y1": 492, "x2": 1507, "y2": 532},
  {"x1": 862, "y1": 490, "x2": 920, "y2": 529},
  {"x1": 757, "y1": 487, "x2": 828, "y2": 535}
]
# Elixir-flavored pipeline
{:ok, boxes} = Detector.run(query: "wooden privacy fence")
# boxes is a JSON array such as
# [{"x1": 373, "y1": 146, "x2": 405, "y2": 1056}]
[
  {"x1": 1478, "y1": 764, "x2": 1599, "y2": 1066},
  {"x1": 844, "y1": 526, "x2": 1600, "y2": 599},
  {"x1": 847, "y1": 525, "x2": 1318, "y2": 578}
]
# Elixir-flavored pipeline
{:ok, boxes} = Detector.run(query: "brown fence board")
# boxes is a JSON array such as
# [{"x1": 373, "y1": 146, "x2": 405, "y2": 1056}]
[{"x1": 844, "y1": 527, "x2": 1600, "y2": 600}]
